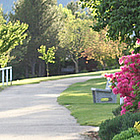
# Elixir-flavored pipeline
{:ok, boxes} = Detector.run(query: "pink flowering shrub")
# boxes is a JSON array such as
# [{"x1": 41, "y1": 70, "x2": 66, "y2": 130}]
[
  {"x1": 137, "y1": 38, "x2": 140, "y2": 45},
  {"x1": 105, "y1": 39, "x2": 140, "y2": 115}
]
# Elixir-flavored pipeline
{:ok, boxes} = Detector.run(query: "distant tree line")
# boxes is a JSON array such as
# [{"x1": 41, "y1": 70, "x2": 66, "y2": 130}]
[{"x1": 0, "y1": 0, "x2": 128, "y2": 79}]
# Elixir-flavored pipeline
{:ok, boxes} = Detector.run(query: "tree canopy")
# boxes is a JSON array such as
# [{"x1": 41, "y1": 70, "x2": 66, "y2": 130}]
[
  {"x1": 0, "y1": 8, "x2": 28, "y2": 68},
  {"x1": 10, "y1": 0, "x2": 61, "y2": 77},
  {"x1": 81, "y1": 27, "x2": 127, "y2": 69},
  {"x1": 0, "y1": 8, "x2": 28, "y2": 53},
  {"x1": 38, "y1": 45, "x2": 55, "y2": 76},
  {"x1": 58, "y1": 7, "x2": 95, "y2": 73},
  {"x1": 0, "y1": 0, "x2": 131, "y2": 78},
  {"x1": 80, "y1": 0, "x2": 140, "y2": 47}
]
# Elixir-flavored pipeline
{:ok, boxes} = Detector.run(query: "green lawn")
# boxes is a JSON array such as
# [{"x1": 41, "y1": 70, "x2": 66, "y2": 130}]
[{"x1": 57, "y1": 78, "x2": 120, "y2": 126}]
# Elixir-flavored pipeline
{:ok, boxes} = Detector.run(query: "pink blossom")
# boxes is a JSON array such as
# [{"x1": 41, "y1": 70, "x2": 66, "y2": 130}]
[
  {"x1": 137, "y1": 82, "x2": 140, "y2": 86},
  {"x1": 138, "y1": 102, "x2": 140, "y2": 109},
  {"x1": 119, "y1": 58, "x2": 123, "y2": 65},
  {"x1": 131, "y1": 51, "x2": 134, "y2": 54},
  {"x1": 136, "y1": 38, "x2": 140, "y2": 45},
  {"x1": 104, "y1": 73, "x2": 114, "y2": 78},
  {"x1": 126, "y1": 102, "x2": 133, "y2": 106},
  {"x1": 121, "y1": 108, "x2": 127, "y2": 115},
  {"x1": 105, "y1": 51, "x2": 140, "y2": 115},
  {"x1": 112, "y1": 88, "x2": 118, "y2": 94}
]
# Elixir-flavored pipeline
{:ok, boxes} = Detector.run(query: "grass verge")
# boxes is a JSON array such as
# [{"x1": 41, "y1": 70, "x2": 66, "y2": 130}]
[
  {"x1": 57, "y1": 78, "x2": 120, "y2": 126},
  {"x1": 10, "y1": 69, "x2": 120, "y2": 86}
]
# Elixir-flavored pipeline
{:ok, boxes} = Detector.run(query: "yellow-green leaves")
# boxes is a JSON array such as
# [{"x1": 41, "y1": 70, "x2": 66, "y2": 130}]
[
  {"x1": 38, "y1": 45, "x2": 55, "y2": 64},
  {"x1": 0, "y1": 50, "x2": 14, "y2": 68},
  {"x1": 0, "y1": 19, "x2": 28, "y2": 53},
  {"x1": 0, "y1": 8, "x2": 28, "y2": 68},
  {"x1": 134, "y1": 121, "x2": 140, "y2": 133},
  {"x1": 38, "y1": 45, "x2": 55, "y2": 76}
]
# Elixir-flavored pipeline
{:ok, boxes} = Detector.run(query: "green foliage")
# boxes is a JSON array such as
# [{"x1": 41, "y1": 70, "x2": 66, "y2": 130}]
[
  {"x1": 38, "y1": 45, "x2": 55, "y2": 76},
  {"x1": 81, "y1": 27, "x2": 127, "y2": 70},
  {"x1": 0, "y1": 9, "x2": 28, "y2": 53},
  {"x1": 10, "y1": 0, "x2": 61, "y2": 77},
  {"x1": 112, "y1": 104, "x2": 123, "y2": 116},
  {"x1": 99, "y1": 112, "x2": 140, "y2": 140},
  {"x1": 66, "y1": 1, "x2": 80, "y2": 15},
  {"x1": 80, "y1": 0, "x2": 140, "y2": 47},
  {"x1": 128, "y1": 135, "x2": 140, "y2": 140},
  {"x1": 0, "y1": 50, "x2": 14, "y2": 67},
  {"x1": 0, "y1": 8, "x2": 28, "y2": 67},
  {"x1": 112, "y1": 128, "x2": 139, "y2": 140},
  {"x1": 58, "y1": 8, "x2": 96, "y2": 73},
  {"x1": 134, "y1": 121, "x2": 140, "y2": 133},
  {"x1": 38, "y1": 45, "x2": 55, "y2": 64}
]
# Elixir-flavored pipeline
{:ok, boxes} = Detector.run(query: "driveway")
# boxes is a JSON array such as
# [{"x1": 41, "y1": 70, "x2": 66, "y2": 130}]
[{"x1": 0, "y1": 76, "x2": 101, "y2": 140}]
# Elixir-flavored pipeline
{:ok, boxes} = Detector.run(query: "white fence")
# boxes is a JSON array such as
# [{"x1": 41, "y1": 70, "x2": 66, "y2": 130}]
[{"x1": 0, "y1": 66, "x2": 12, "y2": 86}]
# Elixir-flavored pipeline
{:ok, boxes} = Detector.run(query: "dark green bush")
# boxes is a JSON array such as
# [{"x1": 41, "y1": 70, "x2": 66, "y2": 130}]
[
  {"x1": 112, "y1": 128, "x2": 139, "y2": 140},
  {"x1": 112, "y1": 104, "x2": 123, "y2": 116},
  {"x1": 99, "y1": 112, "x2": 140, "y2": 140}
]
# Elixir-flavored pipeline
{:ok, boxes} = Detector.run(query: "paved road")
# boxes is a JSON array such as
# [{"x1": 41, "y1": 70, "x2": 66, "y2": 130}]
[{"x1": 0, "y1": 76, "x2": 100, "y2": 140}]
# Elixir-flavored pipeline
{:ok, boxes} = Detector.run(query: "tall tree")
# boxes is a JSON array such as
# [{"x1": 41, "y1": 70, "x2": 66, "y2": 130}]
[
  {"x1": 58, "y1": 7, "x2": 95, "y2": 73},
  {"x1": 66, "y1": 1, "x2": 80, "y2": 15},
  {"x1": 66, "y1": 1, "x2": 92, "y2": 20},
  {"x1": 80, "y1": 0, "x2": 140, "y2": 47},
  {"x1": 0, "y1": 8, "x2": 28, "y2": 67},
  {"x1": 81, "y1": 28, "x2": 127, "y2": 69},
  {"x1": 10, "y1": 0, "x2": 61, "y2": 77},
  {"x1": 59, "y1": 5, "x2": 127, "y2": 71}
]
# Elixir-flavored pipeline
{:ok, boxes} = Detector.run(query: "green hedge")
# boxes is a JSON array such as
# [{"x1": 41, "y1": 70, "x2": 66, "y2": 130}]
[
  {"x1": 99, "y1": 112, "x2": 140, "y2": 140},
  {"x1": 112, "y1": 128, "x2": 139, "y2": 140},
  {"x1": 112, "y1": 104, "x2": 124, "y2": 116}
]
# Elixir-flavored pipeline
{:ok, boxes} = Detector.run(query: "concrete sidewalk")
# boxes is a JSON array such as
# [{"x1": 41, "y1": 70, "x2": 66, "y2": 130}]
[{"x1": 0, "y1": 76, "x2": 100, "y2": 140}]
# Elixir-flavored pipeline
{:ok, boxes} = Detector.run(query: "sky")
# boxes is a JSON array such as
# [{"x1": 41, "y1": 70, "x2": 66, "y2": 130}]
[
  {"x1": 0, "y1": 0, "x2": 77, "y2": 14},
  {"x1": 0, "y1": 0, "x2": 17, "y2": 13}
]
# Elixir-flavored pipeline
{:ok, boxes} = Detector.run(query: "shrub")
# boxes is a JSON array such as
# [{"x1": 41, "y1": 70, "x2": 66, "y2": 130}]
[
  {"x1": 105, "y1": 39, "x2": 140, "y2": 115},
  {"x1": 128, "y1": 135, "x2": 140, "y2": 140},
  {"x1": 99, "y1": 112, "x2": 140, "y2": 140},
  {"x1": 112, "y1": 128, "x2": 139, "y2": 140},
  {"x1": 112, "y1": 104, "x2": 123, "y2": 116}
]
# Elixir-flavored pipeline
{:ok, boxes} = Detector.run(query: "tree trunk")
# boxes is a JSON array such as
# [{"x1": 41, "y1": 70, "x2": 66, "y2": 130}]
[
  {"x1": 38, "y1": 61, "x2": 46, "y2": 77},
  {"x1": 39, "y1": 61, "x2": 46, "y2": 77},
  {"x1": 39, "y1": 63, "x2": 42, "y2": 77},
  {"x1": 31, "y1": 59, "x2": 36, "y2": 77},
  {"x1": 102, "y1": 59, "x2": 106, "y2": 70},
  {"x1": 31, "y1": 64, "x2": 35, "y2": 76},
  {"x1": 46, "y1": 63, "x2": 49, "y2": 77},
  {"x1": 71, "y1": 57, "x2": 79, "y2": 73},
  {"x1": 42, "y1": 62, "x2": 45, "y2": 76},
  {"x1": 57, "y1": 61, "x2": 61, "y2": 75},
  {"x1": 25, "y1": 65, "x2": 29, "y2": 78},
  {"x1": 75, "y1": 60, "x2": 79, "y2": 73}
]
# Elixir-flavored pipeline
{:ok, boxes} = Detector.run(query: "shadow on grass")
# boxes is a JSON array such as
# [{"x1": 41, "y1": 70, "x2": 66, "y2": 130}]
[{"x1": 58, "y1": 77, "x2": 120, "y2": 126}]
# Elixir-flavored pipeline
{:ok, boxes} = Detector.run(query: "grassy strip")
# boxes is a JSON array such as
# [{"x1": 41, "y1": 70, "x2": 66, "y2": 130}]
[
  {"x1": 57, "y1": 78, "x2": 120, "y2": 126},
  {"x1": 9, "y1": 69, "x2": 120, "y2": 86}
]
